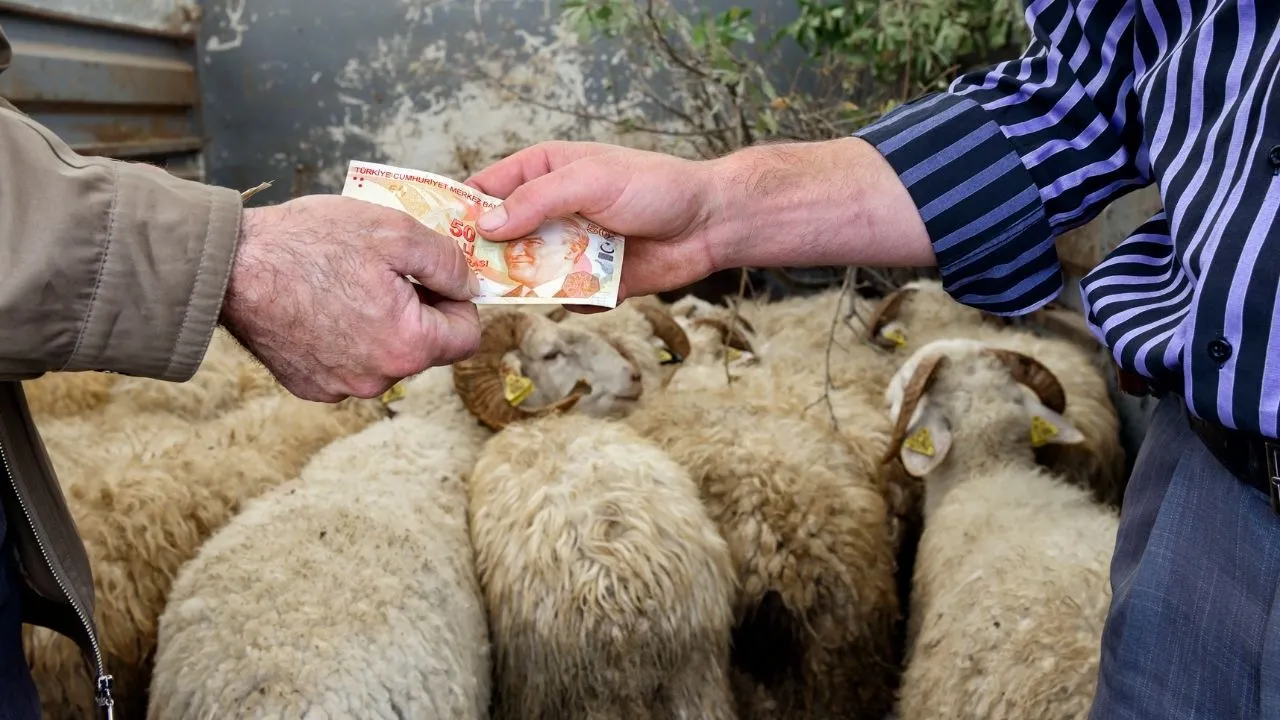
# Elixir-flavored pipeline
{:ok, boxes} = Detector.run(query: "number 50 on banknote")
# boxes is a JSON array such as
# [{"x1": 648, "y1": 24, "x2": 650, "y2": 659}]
[{"x1": 340, "y1": 160, "x2": 625, "y2": 308}]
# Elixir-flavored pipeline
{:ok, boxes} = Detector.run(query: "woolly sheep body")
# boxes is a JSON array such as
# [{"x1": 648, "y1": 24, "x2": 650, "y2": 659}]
[
  {"x1": 27, "y1": 391, "x2": 385, "y2": 719},
  {"x1": 883, "y1": 341, "x2": 1117, "y2": 720},
  {"x1": 23, "y1": 370, "x2": 119, "y2": 420},
  {"x1": 147, "y1": 411, "x2": 491, "y2": 719},
  {"x1": 468, "y1": 414, "x2": 737, "y2": 720},
  {"x1": 897, "y1": 463, "x2": 1115, "y2": 720},
  {"x1": 625, "y1": 395, "x2": 900, "y2": 720}
]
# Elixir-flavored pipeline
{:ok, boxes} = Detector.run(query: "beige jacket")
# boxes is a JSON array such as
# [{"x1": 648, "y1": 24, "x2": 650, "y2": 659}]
[{"x1": 0, "y1": 25, "x2": 243, "y2": 717}]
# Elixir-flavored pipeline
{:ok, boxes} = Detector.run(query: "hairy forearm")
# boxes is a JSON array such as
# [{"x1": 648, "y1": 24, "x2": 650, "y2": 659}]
[{"x1": 701, "y1": 137, "x2": 935, "y2": 271}]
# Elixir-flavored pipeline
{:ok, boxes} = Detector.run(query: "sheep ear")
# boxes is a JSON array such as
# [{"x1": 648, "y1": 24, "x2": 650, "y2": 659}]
[
  {"x1": 1025, "y1": 399, "x2": 1085, "y2": 447},
  {"x1": 878, "y1": 321, "x2": 909, "y2": 350},
  {"x1": 899, "y1": 401, "x2": 951, "y2": 477}
]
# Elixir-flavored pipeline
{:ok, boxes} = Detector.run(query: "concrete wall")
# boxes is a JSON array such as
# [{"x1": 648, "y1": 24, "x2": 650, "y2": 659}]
[{"x1": 194, "y1": 0, "x2": 804, "y2": 204}]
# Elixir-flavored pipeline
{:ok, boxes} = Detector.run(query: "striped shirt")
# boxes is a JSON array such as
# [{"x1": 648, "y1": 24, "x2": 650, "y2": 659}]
[{"x1": 853, "y1": 0, "x2": 1280, "y2": 438}]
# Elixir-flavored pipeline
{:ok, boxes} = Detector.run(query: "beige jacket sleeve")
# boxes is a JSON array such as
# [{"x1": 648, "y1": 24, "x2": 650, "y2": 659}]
[{"x1": 0, "y1": 29, "x2": 244, "y2": 382}]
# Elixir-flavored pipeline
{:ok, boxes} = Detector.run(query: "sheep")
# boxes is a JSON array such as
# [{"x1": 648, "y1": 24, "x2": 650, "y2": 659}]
[
  {"x1": 466, "y1": 413, "x2": 738, "y2": 720},
  {"x1": 880, "y1": 338, "x2": 1118, "y2": 720},
  {"x1": 25, "y1": 388, "x2": 387, "y2": 719},
  {"x1": 545, "y1": 294, "x2": 900, "y2": 717},
  {"x1": 147, "y1": 365, "x2": 492, "y2": 719},
  {"x1": 624, "y1": 393, "x2": 901, "y2": 720},
  {"x1": 862, "y1": 279, "x2": 1126, "y2": 507},
  {"x1": 619, "y1": 292, "x2": 923, "y2": 655},
  {"x1": 648, "y1": 289, "x2": 915, "y2": 558},
  {"x1": 446, "y1": 307, "x2": 738, "y2": 718}
]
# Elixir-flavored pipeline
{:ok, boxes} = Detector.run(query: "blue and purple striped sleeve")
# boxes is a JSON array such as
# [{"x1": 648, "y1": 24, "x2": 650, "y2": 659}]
[{"x1": 853, "y1": 3, "x2": 1148, "y2": 316}]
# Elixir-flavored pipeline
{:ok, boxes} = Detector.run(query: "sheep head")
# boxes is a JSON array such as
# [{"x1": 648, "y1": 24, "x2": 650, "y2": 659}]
[
  {"x1": 863, "y1": 280, "x2": 1001, "y2": 352},
  {"x1": 453, "y1": 310, "x2": 645, "y2": 431},
  {"x1": 882, "y1": 339, "x2": 1084, "y2": 477},
  {"x1": 547, "y1": 297, "x2": 695, "y2": 389},
  {"x1": 668, "y1": 295, "x2": 758, "y2": 366}
]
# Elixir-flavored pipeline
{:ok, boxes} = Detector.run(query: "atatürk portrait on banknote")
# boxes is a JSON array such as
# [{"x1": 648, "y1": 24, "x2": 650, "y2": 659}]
[{"x1": 492, "y1": 216, "x2": 602, "y2": 299}]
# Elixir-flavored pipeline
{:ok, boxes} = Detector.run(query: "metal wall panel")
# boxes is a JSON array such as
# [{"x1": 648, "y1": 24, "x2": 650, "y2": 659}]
[
  {"x1": 0, "y1": 0, "x2": 195, "y2": 35},
  {"x1": 0, "y1": 0, "x2": 206, "y2": 180}
]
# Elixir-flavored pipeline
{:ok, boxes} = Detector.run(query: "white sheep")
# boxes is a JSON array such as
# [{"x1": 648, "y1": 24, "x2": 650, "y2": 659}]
[
  {"x1": 466, "y1": 413, "x2": 738, "y2": 720},
  {"x1": 554, "y1": 295, "x2": 904, "y2": 717},
  {"x1": 863, "y1": 279, "x2": 1126, "y2": 507},
  {"x1": 27, "y1": 389, "x2": 386, "y2": 720},
  {"x1": 147, "y1": 364, "x2": 493, "y2": 719},
  {"x1": 624, "y1": 391, "x2": 901, "y2": 720},
  {"x1": 881, "y1": 338, "x2": 1118, "y2": 720}
]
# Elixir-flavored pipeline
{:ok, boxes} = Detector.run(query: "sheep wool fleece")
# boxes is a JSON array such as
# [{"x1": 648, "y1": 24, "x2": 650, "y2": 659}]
[
  {"x1": 1090, "y1": 395, "x2": 1280, "y2": 718},
  {"x1": 0, "y1": 23, "x2": 245, "y2": 718}
]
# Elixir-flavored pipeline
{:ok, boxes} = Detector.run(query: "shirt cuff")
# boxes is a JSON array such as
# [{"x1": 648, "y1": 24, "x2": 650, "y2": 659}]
[{"x1": 853, "y1": 92, "x2": 1063, "y2": 316}]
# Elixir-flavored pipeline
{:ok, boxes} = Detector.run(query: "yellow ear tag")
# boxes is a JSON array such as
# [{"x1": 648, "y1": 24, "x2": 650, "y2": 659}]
[
  {"x1": 657, "y1": 347, "x2": 674, "y2": 363},
  {"x1": 1030, "y1": 415, "x2": 1059, "y2": 447},
  {"x1": 379, "y1": 382, "x2": 406, "y2": 406},
  {"x1": 726, "y1": 347, "x2": 743, "y2": 362},
  {"x1": 503, "y1": 373, "x2": 535, "y2": 407},
  {"x1": 884, "y1": 327, "x2": 908, "y2": 349},
  {"x1": 903, "y1": 426, "x2": 935, "y2": 456}
]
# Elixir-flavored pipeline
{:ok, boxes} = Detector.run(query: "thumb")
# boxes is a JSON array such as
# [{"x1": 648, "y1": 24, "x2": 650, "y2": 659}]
[
  {"x1": 415, "y1": 299, "x2": 481, "y2": 369},
  {"x1": 390, "y1": 229, "x2": 480, "y2": 302},
  {"x1": 475, "y1": 158, "x2": 618, "y2": 241}
]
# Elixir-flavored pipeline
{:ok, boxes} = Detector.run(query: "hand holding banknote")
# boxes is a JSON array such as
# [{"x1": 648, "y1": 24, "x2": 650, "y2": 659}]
[
  {"x1": 220, "y1": 195, "x2": 481, "y2": 403},
  {"x1": 464, "y1": 142, "x2": 721, "y2": 303},
  {"x1": 342, "y1": 159, "x2": 627, "y2": 308}
]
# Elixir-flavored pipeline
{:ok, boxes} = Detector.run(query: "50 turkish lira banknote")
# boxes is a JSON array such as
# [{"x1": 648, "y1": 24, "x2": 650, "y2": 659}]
[{"x1": 340, "y1": 160, "x2": 625, "y2": 308}]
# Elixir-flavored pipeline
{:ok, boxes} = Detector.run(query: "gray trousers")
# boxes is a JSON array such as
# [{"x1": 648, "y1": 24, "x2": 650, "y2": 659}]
[{"x1": 1089, "y1": 394, "x2": 1280, "y2": 718}]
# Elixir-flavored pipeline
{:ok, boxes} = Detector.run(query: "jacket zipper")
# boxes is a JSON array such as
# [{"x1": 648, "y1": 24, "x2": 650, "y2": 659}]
[{"x1": 0, "y1": 439, "x2": 114, "y2": 718}]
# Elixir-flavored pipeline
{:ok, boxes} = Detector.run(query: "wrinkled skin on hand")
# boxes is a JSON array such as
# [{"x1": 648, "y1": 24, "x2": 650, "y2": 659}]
[{"x1": 219, "y1": 195, "x2": 482, "y2": 402}]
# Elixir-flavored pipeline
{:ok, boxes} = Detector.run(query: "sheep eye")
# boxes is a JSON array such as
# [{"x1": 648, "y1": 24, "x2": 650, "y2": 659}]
[{"x1": 542, "y1": 349, "x2": 562, "y2": 361}]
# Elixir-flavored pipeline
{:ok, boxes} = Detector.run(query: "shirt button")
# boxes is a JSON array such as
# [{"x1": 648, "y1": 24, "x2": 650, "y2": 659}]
[
  {"x1": 1207, "y1": 337, "x2": 1233, "y2": 363},
  {"x1": 1269, "y1": 144, "x2": 1280, "y2": 170}
]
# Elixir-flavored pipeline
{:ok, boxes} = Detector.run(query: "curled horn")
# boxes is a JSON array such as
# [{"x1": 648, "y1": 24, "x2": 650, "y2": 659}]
[
  {"x1": 690, "y1": 316, "x2": 754, "y2": 353},
  {"x1": 865, "y1": 287, "x2": 917, "y2": 348},
  {"x1": 635, "y1": 304, "x2": 692, "y2": 362},
  {"x1": 452, "y1": 311, "x2": 592, "y2": 431},
  {"x1": 981, "y1": 348, "x2": 1067, "y2": 414},
  {"x1": 881, "y1": 353, "x2": 948, "y2": 464}
]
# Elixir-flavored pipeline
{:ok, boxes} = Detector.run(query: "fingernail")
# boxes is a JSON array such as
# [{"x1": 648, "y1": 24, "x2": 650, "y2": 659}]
[
  {"x1": 477, "y1": 205, "x2": 507, "y2": 232},
  {"x1": 468, "y1": 273, "x2": 482, "y2": 297}
]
